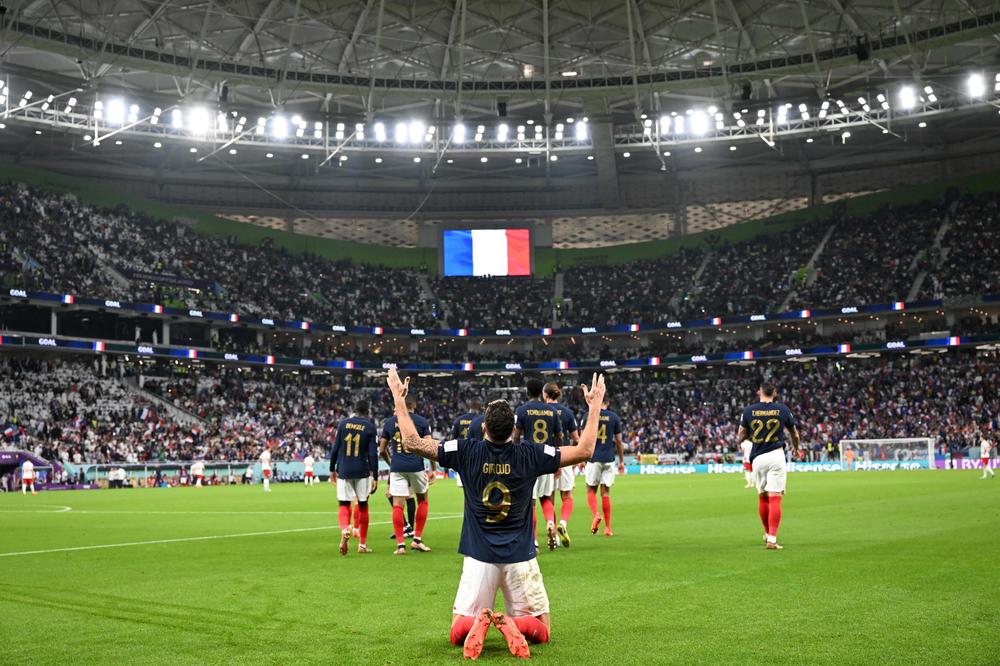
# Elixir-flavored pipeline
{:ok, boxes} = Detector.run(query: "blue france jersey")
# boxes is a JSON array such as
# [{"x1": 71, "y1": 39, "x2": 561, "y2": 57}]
[
  {"x1": 451, "y1": 412, "x2": 481, "y2": 440},
  {"x1": 591, "y1": 409, "x2": 622, "y2": 463},
  {"x1": 514, "y1": 401, "x2": 562, "y2": 446},
  {"x1": 557, "y1": 404, "x2": 579, "y2": 439},
  {"x1": 331, "y1": 416, "x2": 378, "y2": 479},
  {"x1": 469, "y1": 414, "x2": 485, "y2": 437},
  {"x1": 740, "y1": 402, "x2": 797, "y2": 462},
  {"x1": 438, "y1": 438, "x2": 561, "y2": 564},
  {"x1": 382, "y1": 414, "x2": 431, "y2": 473}
]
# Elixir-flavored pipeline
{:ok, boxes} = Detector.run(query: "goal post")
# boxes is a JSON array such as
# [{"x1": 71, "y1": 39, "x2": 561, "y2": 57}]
[{"x1": 839, "y1": 438, "x2": 936, "y2": 470}]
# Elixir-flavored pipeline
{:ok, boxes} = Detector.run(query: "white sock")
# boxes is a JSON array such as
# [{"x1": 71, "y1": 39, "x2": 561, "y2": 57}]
[
  {"x1": 264, "y1": 479, "x2": 270, "y2": 491},
  {"x1": 766, "y1": 534, "x2": 777, "y2": 544},
  {"x1": 559, "y1": 519, "x2": 567, "y2": 528}
]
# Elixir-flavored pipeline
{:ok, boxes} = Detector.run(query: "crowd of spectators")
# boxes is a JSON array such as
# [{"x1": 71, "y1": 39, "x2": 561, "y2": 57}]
[
  {"x1": 920, "y1": 193, "x2": 1000, "y2": 299},
  {"x1": 2, "y1": 180, "x2": 999, "y2": 335},
  {"x1": 2, "y1": 349, "x2": 997, "y2": 466}
]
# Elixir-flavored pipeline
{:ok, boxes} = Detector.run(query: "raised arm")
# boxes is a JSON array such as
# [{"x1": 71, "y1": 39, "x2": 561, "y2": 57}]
[
  {"x1": 387, "y1": 369, "x2": 440, "y2": 462},
  {"x1": 558, "y1": 373, "x2": 606, "y2": 468}
]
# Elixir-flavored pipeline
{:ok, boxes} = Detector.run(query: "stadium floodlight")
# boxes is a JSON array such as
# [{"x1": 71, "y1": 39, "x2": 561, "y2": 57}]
[
  {"x1": 229, "y1": 148, "x2": 237, "y2": 155},
  {"x1": 297, "y1": 125, "x2": 306, "y2": 138},
  {"x1": 313, "y1": 122, "x2": 323, "y2": 139},
  {"x1": 271, "y1": 115, "x2": 289, "y2": 139},
  {"x1": 291, "y1": 114, "x2": 302, "y2": 127},
  {"x1": 300, "y1": 153, "x2": 309, "y2": 159},
  {"x1": 216, "y1": 111, "x2": 228, "y2": 133},
  {"x1": 374, "y1": 121, "x2": 386, "y2": 142},
  {"x1": 566, "y1": 117, "x2": 575, "y2": 123},
  {"x1": 92, "y1": 100, "x2": 104, "y2": 121},
  {"x1": 729, "y1": 145, "x2": 736, "y2": 151},
  {"x1": 63, "y1": 97, "x2": 78, "y2": 114},
  {"x1": 413, "y1": 156, "x2": 421, "y2": 163},
  {"x1": 622, "y1": 151, "x2": 630, "y2": 157},
  {"x1": 995, "y1": 73, "x2": 1000, "y2": 92},
  {"x1": 968, "y1": 73, "x2": 986, "y2": 98},
  {"x1": 690, "y1": 111, "x2": 709, "y2": 135},
  {"x1": 818, "y1": 100, "x2": 829, "y2": 118},
  {"x1": 798, "y1": 103, "x2": 810, "y2": 120},
  {"x1": 898, "y1": 86, "x2": 916, "y2": 110},
  {"x1": 424, "y1": 125, "x2": 435, "y2": 142},
  {"x1": 255, "y1": 117, "x2": 265, "y2": 135},
  {"x1": 923, "y1": 85, "x2": 938, "y2": 103},
  {"x1": 776, "y1": 105, "x2": 788, "y2": 124},
  {"x1": 587, "y1": 155, "x2": 594, "y2": 160},
  {"x1": 515, "y1": 157, "x2": 523, "y2": 164},
  {"x1": 394, "y1": 121, "x2": 407, "y2": 143},
  {"x1": 642, "y1": 118, "x2": 652, "y2": 136},
  {"x1": 480, "y1": 156, "x2": 488, "y2": 163},
  {"x1": 17, "y1": 90, "x2": 32, "y2": 108},
  {"x1": 189, "y1": 147, "x2": 198, "y2": 153},
  {"x1": 497, "y1": 123, "x2": 509, "y2": 141},
  {"x1": 575, "y1": 121, "x2": 587, "y2": 141},
  {"x1": 334, "y1": 122, "x2": 344, "y2": 140},
  {"x1": 188, "y1": 107, "x2": 210, "y2": 135},
  {"x1": 354, "y1": 122, "x2": 364, "y2": 140},
  {"x1": 452, "y1": 123, "x2": 466, "y2": 144},
  {"x1": 106, "y1": 97, "x2": 126, "y2": 125},
  {"x1": 534, "y1": 124, "x2": 543, "y2": 136},
  {"x1": 674, "y1": 115, "x2": 685, "y2": 134},
  {"x1": 561, "y1": 70, "x2": 578, "y2": 77},
  {"x1": 658, "y1": 115, "x2": 670, "y2": 135},
  {"x1": 694, "y1": 146, "x2": 702, "y2": 153},
  {"x1": 339, "y1": 154, "x2": 347, "y2": 162},
  {"x1": 265, "y1": 152, "x2": 274, "y2": 158},
  {"x1": 153, "y1": 141, "x2": 162, "y2": 148},
  {"x1": 129, "y1": 104, "x2": 140, "y2": 123},
  {"x1": 150, "y1": 107, "x2": 161, "y2": 124},
  {"x1": 877, "y1": 93, "x2": 889, "y2": 110},
  {"x1": 857, "y1": 96, "x2": 870, "y2": 112},
  {"x1": 374, "y1": 157, "x2": 383, "y2": 164},
  {"x1": 41, "y1": 94, "x2": 52, "y2": 111},
  {"x1": 408, "y1": 120, "x2": 424, "y2": 144},
  {"x1": 550, "y1": 154, "x2": 558, "y2": 161}
]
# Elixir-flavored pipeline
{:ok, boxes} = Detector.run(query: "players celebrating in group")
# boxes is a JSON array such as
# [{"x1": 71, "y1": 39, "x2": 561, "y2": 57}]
[{"x1": 386, "y1": 367, "x2": 607, "y2": 660}]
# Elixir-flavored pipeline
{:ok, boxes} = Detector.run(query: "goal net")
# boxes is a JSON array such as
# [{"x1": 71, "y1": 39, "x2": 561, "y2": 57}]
[{"x1": 839, "y1": 438, "x2": 936, "y2": 471}]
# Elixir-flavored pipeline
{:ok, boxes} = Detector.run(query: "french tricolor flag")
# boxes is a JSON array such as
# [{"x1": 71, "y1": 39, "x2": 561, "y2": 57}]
[
  {"x1": 711, "y1": 317, "x2": 722, "y2": 326},
  {"x1": 372, "y1": 326, "x2": 383, "y2": 335},
  {"x1": 443, "y1": 229, "x2": 531, "y2": 276},
  {"x1": 462, "y1": 362, "x2": 474, "y2": 371},
  {"x1": 187, "y1": 349, "x2": 198, "y2": 359},
  {"x1": 799, "y1": 309, "x2": 812, "y2": 318},
  {"x1": 229, "y1": 313, "x2": 239, "y2": 323},
  {"x1": 153, "y1": 304, "x2": 164, "y2": 314},
  {"x1": 838, "y1": 344, "x2": 851, "y2": 353},
  {"x1": 742, "y1": 351, "x2": 754, "y2": 360},
  {"x1": 265, "y1": 355, "x2": 275, "y2": 365},
  {"x1": 300, "y1": 321, "x2": 310, "y2": 331},
  {"x1": 893, "y1": 301, "x2": 905, "y2": 311},
  {"x1": 541, "y1": 328, "x2": 553, "y2": 336},
  {"x1": 948, "y1": 336, "x2": 961, "y2": 346},
  {"x1": 649, "y1": 357, "x2": 661, "y2": 366},
  {"x1": 62, "y1": 294, "x2": 75, "y2": 304},
  {"x1": 93, "y1": 341, "x2": 106, "y2": 352},
  {"x1": 457, "y1": 328, "x2": 468, "y2": 337},
  {"x1": 558, "y1": 361, "x2": 570, "y2": 369},
  {"x1": 344, "y1": 360, "x2": 355, "y2": 369},
  {"x1": 629, "y1": 323, "x2": 640, "y2": 332}
]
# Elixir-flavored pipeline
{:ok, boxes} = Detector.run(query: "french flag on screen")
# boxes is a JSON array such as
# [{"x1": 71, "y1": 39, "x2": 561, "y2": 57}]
[{"x1": 444, "y1": 229, "x2": 531, "y2": 276}]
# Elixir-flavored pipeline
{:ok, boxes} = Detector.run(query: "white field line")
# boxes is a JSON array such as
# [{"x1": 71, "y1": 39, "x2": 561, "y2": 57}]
[{"x1": 0, "y1": 514, "x2": 463, "y2": 558}]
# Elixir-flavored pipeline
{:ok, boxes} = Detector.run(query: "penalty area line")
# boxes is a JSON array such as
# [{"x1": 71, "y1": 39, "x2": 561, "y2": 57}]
[{"x1": 0, "y1": 514, "x2": 463, "y2": 558}]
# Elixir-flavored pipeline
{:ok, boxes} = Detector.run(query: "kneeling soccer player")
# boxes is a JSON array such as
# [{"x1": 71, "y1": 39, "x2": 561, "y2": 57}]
[
  {"x1": 331, "y1": 400, "x2": 379, "y2": 555},
  {"x1": 386, "y1": 368, "x2": 606, "y2": 659},
  {"x1": 736, "y1": 382, "x2": 800, "y2": 550}
]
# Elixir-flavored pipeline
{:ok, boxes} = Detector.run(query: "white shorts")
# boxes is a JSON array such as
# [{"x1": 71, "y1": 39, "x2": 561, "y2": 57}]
[
  {"x1": 533, "y1": 473, "x2": 555, "y2": 499},
  {"x1": 337, "y1": 477, "x2": 373, "y2": 502},
  {"x1": 585, "y1": 462, "x2": 616, "y2": 487},
  {"x1": 752, "y1": 448, "x2": 787, "y2": 494},
  {"x1": 389, "y1": 471, "x2": 429, "y2": 497},
  {"x1": 556, "y1": 466, "x2": 575, "y2": 492},
  {"x1": 453, "y1": 557, "x2": 550, "y2": 618}
]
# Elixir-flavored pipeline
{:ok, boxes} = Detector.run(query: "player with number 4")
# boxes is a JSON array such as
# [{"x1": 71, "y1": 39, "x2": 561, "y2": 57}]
[{"x1": 385, "y1": 368, "x2": 606, "y2": 660}]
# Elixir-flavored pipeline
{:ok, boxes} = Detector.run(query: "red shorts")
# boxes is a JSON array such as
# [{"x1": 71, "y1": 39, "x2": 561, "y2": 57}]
[
  {"x1": 305, "y1": 471, "x2": 314, "y2": 478},
  {"x1": 22, "y1": 478, "x2": 34, "y2": 485},
  {"x1": 743, "y1": 463, "x2": 752, "y2": 471},
  {"x1": 263, "y1": 469, "x2": 271, "y2": 478},
  {"x1": 983, "y1": 459, "x2": 990, "y2": 467}
]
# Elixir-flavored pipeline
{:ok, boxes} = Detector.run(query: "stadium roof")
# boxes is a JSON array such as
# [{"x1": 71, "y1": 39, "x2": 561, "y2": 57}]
[{"x1": 0, "y1": 0, "x2": 999, "y2": 213}]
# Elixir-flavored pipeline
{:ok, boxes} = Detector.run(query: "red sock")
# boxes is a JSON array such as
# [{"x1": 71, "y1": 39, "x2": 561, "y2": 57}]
[
  {"x1": 338, "y1": 505, "x2": 351, "y2": 531},
  {"x1": 540, "y1": 497, "x2": 556, "y2": 524},
  {"x1": 392, "y1": 505, "x2": 406, "y2": 544},
  {"x1": 601, "y1": 494, "x2": 612, "y2": 528},
  {"x1": 450, "y1": 616, "x2": 475, "y2": 646},
  {"x1": 414, "y1": 499, "x2": 429, "y2": 539},
  {"x1": 512, "y1": 616, "x2": 550, "y2": 644},
  {"x1": 352, "y1": 504, "x2": 361, "y2": 530},
  {"x1": 767, "y1": 495, "x2": 782, "y2": 538},
  {"x1": 758, "y1": 495, "x2": 770, "y2": 533},
  {"x1": 560, "y1": 496, "x2": 574, "y2": 523},
  {"x1": 358, "y1": 505, "x2": 369, "y2": 544},
  {"x1": 586, "y1": 487, "x2": 599, "y2": 517}
]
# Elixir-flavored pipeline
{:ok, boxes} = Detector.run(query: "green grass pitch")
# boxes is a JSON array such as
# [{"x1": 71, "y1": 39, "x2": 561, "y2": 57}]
[{"x1": 2, "y1": 472, "x2": 998, "y2": 665}]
